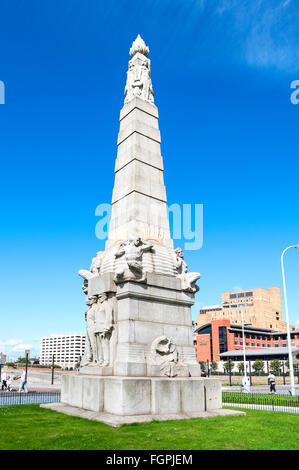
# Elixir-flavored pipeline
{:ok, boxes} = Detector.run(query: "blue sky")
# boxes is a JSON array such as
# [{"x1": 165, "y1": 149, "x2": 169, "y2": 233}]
[{"x1": 0, "y1": 0, "x2": 298, "y2": 358}]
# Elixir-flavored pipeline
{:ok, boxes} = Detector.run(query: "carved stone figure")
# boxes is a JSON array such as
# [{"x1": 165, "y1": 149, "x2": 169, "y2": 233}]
[
  {"x1": 149, "y1": 336, "x2": 180, "y2": 378},
  {"x1": 81, "y1": 292, "x2": 116, "y2": 368},
  {"x1": 78, "y1": 251, "x2": 104, "y2": 294},
  {"x1": 124, "y1": 61, "x2": 134, "y2": 101},
  {"x1": 174, "y1": 247, "x2": 200, "y2": 293},
  {"x1": 140, "y1": 60, "x2": 154, "y2": 102},
  {"x1": 94, "y1": 293, "x2": 115, "y2": 367},
  {"x1": 81, "y1": 295, "x2": 98, "y2": 366},
  {"x1": 114, "y1": 237, "x2": 154, "y2": 283},
  {"x1": 124, "y1": 35, "x2": 154, "y2": 105}
]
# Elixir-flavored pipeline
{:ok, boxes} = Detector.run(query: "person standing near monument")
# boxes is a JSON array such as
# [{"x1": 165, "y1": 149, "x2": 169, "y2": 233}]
[{"x1": 268, "y1": 370, "x2": 276, "y2": 394}]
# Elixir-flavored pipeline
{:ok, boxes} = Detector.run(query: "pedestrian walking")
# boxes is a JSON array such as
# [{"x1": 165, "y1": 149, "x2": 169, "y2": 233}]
[
  {"x1": 18, "y1": 370, "x2": 28, "y2": 393},
  {"x1": 6, "y1": 376, "x2": 12, "y2": 391},
  {"x1": 1, "y1": 372, "x2": 7, "y2": 390},
  {"x1": 268, "y1": 370, "x2": 276, "y2": 394}
]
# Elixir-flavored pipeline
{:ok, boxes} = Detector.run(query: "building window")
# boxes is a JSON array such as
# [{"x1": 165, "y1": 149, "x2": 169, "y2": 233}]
[
  {"x1": 218, "y1": 326, "x2": 228, "y2": 354},
  {"x1": 246, "y1": 292, "x2": 253, "y2": 297},
  {"x1": 237, "y1": 293, "x2": 245, "y2": 298},
  {"x1": 230, "y1": 294, "x2": 237, "y2": 299}
]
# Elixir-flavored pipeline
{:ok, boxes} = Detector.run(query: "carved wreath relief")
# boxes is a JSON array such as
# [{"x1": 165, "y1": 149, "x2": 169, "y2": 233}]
[{"x1": 149, "y1": 336, "x2": 182, "y2": 378}]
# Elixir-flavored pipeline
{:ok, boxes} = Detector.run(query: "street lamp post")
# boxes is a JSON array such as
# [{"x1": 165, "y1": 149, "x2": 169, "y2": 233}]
[
  {"x1": 240, "y1": 304, "x2": 250, "y2": 392},
  {"x1": 240, "y1": 305, "x2": 247, "y2": 380},
  {"x1": 51, "y1": 354, "x2": 55, "y2": 385},
  {"x1": 281, "y1": 244, "x2": 299, "y2": 397}
]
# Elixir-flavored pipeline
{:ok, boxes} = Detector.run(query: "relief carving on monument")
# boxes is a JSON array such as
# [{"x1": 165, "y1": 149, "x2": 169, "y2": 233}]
[
  {"x1": 148, "y1": 336, "x2": 184, "y2": 378},
  {"x1": 114, "y1": 237, "x2": 154, "y2": 283},
  {"x1": 174, "y1": 247, "x2": 200, "y2": 293},
  {"x1": 81, "y1": 292, "x2": 116, "y2": 368},
  {"x1": 81, "y1": 295, "x2": 98, "y2": 366},
  {"x1": 94, "y1": 293, "x2": 115, "y2": 367},
  {"x1": 124, "y1": 35, "x2": 154, "y2": 105},
  {"x1": 78, "y1": 251, "x2": 104, "y2": 294}
]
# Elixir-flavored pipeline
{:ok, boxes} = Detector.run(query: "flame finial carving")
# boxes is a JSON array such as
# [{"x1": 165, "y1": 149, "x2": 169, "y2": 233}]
[{"x1": 129, "y1": 34, "x2": 150, "y2": 58}]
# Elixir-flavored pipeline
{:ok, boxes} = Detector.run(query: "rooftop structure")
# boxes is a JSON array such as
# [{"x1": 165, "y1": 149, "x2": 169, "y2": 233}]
[{"x1": 195, "y1": 286, "x2": 291, "y2": 332}]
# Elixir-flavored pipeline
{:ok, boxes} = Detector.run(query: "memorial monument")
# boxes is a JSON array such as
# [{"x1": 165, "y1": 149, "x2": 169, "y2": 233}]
[{"x1": 44, "y1": 35, "x2": 244, "y2": 425}]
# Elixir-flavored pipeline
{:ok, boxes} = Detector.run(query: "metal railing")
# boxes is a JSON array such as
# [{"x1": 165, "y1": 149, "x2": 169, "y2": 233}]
[
  {"x1": 0, "y1": 391, "x2": 61, "y2": 407},
  {"x1": 223, "y1": 391, "x2": 299, "y2": 414}
]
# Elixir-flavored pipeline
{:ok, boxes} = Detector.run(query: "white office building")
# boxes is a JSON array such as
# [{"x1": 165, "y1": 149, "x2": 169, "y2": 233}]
[{"x1": 40, "y1": 334, "x2": 86, "y2": 370}]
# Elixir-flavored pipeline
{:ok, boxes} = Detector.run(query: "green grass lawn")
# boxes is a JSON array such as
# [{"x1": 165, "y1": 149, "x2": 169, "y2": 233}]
[{"x1": 0, "y1": 404, "x2": 298, "y2": 450}]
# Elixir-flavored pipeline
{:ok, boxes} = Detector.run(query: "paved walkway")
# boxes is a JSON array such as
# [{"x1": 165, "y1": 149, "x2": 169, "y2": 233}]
[
  {"x1": 222, "y1": 384, "x2": 299, "y2": 395},
  {"x1": 8, "y1": 385, "x2": 61, "y2": 392}
]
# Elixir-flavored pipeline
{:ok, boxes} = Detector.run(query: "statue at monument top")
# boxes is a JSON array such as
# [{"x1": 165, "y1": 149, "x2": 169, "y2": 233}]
[
  {"x1": 125, "y1": 35, "x2": 154, "y2": 105},
  {"x1": 129, "y1": 34, "x2": 150, "y2": 58}
]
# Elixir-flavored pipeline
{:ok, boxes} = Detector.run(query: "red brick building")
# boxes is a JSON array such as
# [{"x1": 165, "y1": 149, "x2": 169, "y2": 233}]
[{"x1": 194, "y1": 319, "x2": 299, "y2": 362}]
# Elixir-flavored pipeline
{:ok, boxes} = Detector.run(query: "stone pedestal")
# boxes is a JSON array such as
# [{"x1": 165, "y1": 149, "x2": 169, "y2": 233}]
[
  {"x1": 44, "y1": 374, "x2": 245, "y2": 426},
  {"x1": 56, "y1": 374, "x2": 224, "y2": 417},
  {"x1": 112, "y1": 273, "x2": 201, "y2": 377}
]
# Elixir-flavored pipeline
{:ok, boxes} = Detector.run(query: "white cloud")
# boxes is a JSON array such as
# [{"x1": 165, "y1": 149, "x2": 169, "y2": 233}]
[
  {"x1": 12, "y1": 343, "x2": 32, "y2": 352},
  {"x1": 0, "y1": 339, "x2": 33, "y2": 355},
  {"x1": 4, "y1": 339, "x2": 23, "y2": 346},
  {"x1": 216, "y1": 0, "x2": 299, "y2": 72}
]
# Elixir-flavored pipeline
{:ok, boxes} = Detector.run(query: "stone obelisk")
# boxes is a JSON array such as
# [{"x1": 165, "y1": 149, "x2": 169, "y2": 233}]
[
  {"x1": 107, "y1": 35, "x2": 172, "y2": 250},
  {"x1": 43, "y1": 36, "x2": 242, "y2": 425}
]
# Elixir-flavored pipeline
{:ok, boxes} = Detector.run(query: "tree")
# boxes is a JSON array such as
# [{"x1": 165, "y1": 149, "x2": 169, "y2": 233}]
[
  {"x1": 224, "y1": 360, "x2": 234, "y2": 374},
  {"x1": 252, "y1": 360, "x2": 264, "y2": 375},
  {"x1": 238, "y1": 362, "x2": 244, "y2": 374},
  {"x1": 17, "y1": 357, "x2": 26, "y2": 364},
  {"x1": 270, "y1": 359, "x2": 282, "y2": 375},
  {"x1": 211, "y1": 361, "x2": 218, "y2": 373}
]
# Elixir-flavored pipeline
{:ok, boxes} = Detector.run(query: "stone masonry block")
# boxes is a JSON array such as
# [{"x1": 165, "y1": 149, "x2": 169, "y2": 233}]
[{"x1": 104, "y1": 378, "x2": 151, "y2": 415}]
